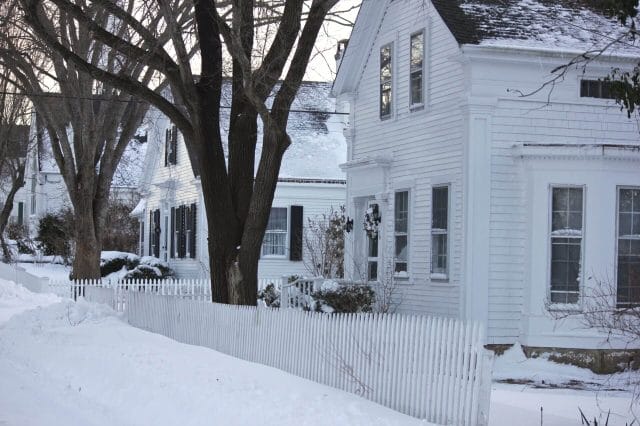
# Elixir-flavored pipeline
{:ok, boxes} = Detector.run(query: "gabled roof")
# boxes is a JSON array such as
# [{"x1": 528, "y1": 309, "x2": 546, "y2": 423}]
[
  {"x1": 219, "y1": 80, "x2": 347, "y2": 180},
  {"x1": 432, "y1": 0, "x2": 634, "y2": 54},
  {"x1": 333, "y1": 0, "x2": 635, "y2": 96}
]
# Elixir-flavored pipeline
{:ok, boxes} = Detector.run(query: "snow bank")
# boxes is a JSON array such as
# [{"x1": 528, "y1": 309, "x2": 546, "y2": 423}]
[
  {"x1": 0, "y1": 286, "x2": 427, "y2": 426},
  {"x1": 0, "y1": 278, "x2": 60, "y2": 324}
]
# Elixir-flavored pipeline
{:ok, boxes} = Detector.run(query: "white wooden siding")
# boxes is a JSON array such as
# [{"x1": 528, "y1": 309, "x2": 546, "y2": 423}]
[
  {"x1": 467, "y1": 51, "x2": 640, "y2": 344},
  {"x1": 343, "y1": 0, "x2": 466, "y2": 318}
]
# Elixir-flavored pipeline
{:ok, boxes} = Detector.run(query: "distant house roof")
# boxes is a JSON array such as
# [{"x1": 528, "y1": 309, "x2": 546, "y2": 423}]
[
  {"x1": 219, "y1": 80, "x2": 347, "y2": 180},
  {"x1": 432, "y1": 0, "x2": 635, "y2": 54}
]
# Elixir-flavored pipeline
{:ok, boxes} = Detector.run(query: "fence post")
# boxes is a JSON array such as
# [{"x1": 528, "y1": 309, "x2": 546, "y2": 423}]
[{"x1": 477, "y1": 348, "x2": 493, "y2": 426}]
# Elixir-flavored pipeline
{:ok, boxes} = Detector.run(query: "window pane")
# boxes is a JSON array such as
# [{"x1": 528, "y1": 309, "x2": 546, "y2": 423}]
[
  {"x1": 368, "y1": 234, "x2": 378, "y2": 258},
  {"x1": 380, "y1": 44, "x2": 392, "y2": 117},
  {"x1": 262, "y1": 232, "x2": 286, "y2": 256},
  {"x1": 410, "y1": 32, "x2": 423, "y2": 70},
  {"x1": 395, "y1": 235, "x2": 407, "y2": 261},
  {"x1": 617, "y1": 188, "x2": 640, "y2": 306},
  {"x1": 395, "y1": 191, "x2": 408, "y2": 232},
  {"x1": 550, "y1": 237, "x2": 581, "y2": 303},
  {"x1": 266, "y1": 207, "x2": 287, "y2": 231},
  {"x1": 411, "y1": 74, "x2": 423, "y2": 105},
  {"x1": 432, "y1": 186, "x2": 448, "y2": 230},
  {"x1": 368, "y1": 261, "x2": 378, "y2": 281},
  {"x1": 431, "y1": 233, "x2": 447, "y2": 274},
  {"x1": 552, "y1": 187, "x2": 582, "y2": 232}
]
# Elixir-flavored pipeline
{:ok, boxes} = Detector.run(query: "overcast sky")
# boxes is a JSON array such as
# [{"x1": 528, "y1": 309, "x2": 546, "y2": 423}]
[{"x1": 304, "y1": 0, "x2": 360, "y2": 81}]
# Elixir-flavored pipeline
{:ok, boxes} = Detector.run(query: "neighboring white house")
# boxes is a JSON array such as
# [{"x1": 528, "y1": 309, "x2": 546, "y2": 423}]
[
  {"x1": 133, "y1": 81, "x2": 347, "y2": 281},
  {"x1": 332, "y1": 0, "x2": 640, "y2": 349},
  {"x1": 10, "y1": 111, "x2": 146, "y2": 235}
]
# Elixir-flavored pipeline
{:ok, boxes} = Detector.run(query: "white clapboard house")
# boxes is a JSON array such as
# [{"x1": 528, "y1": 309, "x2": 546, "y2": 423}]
[
  {"x1": 9, "y1": 110, "x2": 146, "y2": 235},
  {"x1": 133, "y1": 81, "x2": 346, "y2": 281},
  {"x1": 332, "y1": 0, "x2": 640, "y2": 349}
]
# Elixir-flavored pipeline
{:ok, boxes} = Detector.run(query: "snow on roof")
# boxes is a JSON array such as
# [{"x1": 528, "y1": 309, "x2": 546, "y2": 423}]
[
  {"x1": 112, "y1": 137, "x2": 147, "y2": 188},
  {"x1": 433, "y1": 0, "x2": 637, "y2": 55},
  {"x1": 130, "y1": 197, "x2": 146, "y2": 216},
  {"x1": 220, "y1": 81, "x2": 347, "y2": 180}
]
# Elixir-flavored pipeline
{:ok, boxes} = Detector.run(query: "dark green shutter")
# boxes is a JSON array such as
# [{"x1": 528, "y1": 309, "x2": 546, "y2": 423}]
[
  {"x1": 164, "y1": 128, "x2": 170, "y2": 167},
  {"x1": 190, "y1": 203, "x2": 197, "y2": 258},
  {"x1": 148, "y1": 210, "x2": 153, "y2": 255},
  {"x1": 170, "y1": 207, "x2": 175, "y2": 258},
  {"x1": 290, "y1": 205, "x2": 303, "y2": 261}
]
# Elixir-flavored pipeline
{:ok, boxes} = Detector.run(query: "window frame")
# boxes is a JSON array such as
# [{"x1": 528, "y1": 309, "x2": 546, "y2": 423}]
[
  {"x1": 579, "y1": 79, "x2": 615, "y2": 100},
  {"x1": 261, "y1": 206, "x2": 289, "y2": 258},
  {"x1": 379, "y1": 42, "x2": 393, "y2": 120},
  {"x1": 394, "y1": 190, "x2": 410, "y2": 279},
  {"x1": 366, "y1": 200, "x2": 380, "y2": 282},
  {"x1": 409, "y1": 30, "x2": 425, "y2": 109},
  {"x1": 430, "y1": 184, "x2": 450, "y2": 281},
  {"x1": 547, "y1": 185, "x2": 586, "y2": 306},
  {"x1": 615, "y1": 186, "x2": 640, "y2": 308}
]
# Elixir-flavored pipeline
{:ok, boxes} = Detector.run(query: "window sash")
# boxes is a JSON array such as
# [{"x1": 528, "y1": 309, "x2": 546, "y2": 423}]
[
  {"x1": 430, "y1": 186, "x2": 449, "y2": 276},
  {"x1": 549, "y1": 186, "x2": 584, "y2": 304},
  {"x1": 262, "y1": 207, "x2": 287, "y2": 256},
  {"x1": 380, "y1": 44, "x2": 392, "y2": 118},
  {"x1": 410, "y1": 31, "x2": 424, "y2": 105},
  {"x1": 394, "y1": 191, "x2": 409, "y2": 276},
  {"x1": 617, "y1": 188, "x2": 640, "y2": 307}
]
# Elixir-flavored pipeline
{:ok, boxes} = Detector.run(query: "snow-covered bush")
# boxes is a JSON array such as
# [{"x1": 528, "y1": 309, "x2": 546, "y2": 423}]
[
  {"x1": 312, "y1": 284, "x2": 375, "y2": 314},
  {"x1": 123, "y1": 256, "x2": 174, "y2": 280},
  {"x1": 37, "y1": 210, "x2": 74, "y2": 261},
  {"x1": 100, "y1": 251, "x2": 140, "y2": 277},
  {"x1": 257, "y1": 283, "x2": 280, "y2": 308},
  {"x1": 99, "y1": 252, "x2": 174, "y2": 280},
  {"x1": 6, "y1": 223, "x2": 35, "y2": 255}
]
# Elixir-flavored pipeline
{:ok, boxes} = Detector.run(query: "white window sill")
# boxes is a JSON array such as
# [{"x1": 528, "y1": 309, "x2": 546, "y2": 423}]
[
  {"x1": 409, "y1": 102, "x2": 424, "y2": 112},
  {"x1": 546, "y1": 302, "x2": 581, "y2": 313},
  {"x1": 261, "y1": 255, "x2": 287, "y2": 260},
  {"x1": 430, "y1": 273, "x2": 449, "y2": 282}
]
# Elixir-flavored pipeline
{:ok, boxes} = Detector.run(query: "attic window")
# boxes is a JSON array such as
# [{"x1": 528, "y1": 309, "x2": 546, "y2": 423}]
[
  {"x1": 380, "y1": 43, "x2": 393, "y2": 118},
  {"x1": 580, "y1": 79, "x2": 615, "y2": 99}
]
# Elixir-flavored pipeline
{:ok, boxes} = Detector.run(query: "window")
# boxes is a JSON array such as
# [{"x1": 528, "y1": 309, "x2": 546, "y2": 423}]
[
  {"x1": 263, "y1": 207, "x2": 287, "y2": 256},
  {"x1": 617, "y1": 188, "x2": 640, "y2": 307},
  {"x1": 164, "y1": 125, "x2": 177, "y2": 166},
  {"x1": 17, "y1": 202, "x2": 24, "y2": 226},
  {"x1": 394, "y1": 191, "x2": 409, "y2": 276},
  {"x1": 367, "y1": 202, "x2": 379, "y2": 281},
  {"x1": 171, "y1": 204, "x2": 197, "y2": 259},
  {"x1": 139, "y1": 220, "x2": 145, "y2": 257},
  {"x1": 380, "y1": 44, "x2": 392, "y2": 118},
  {"x1": 431, "y1": 186, "x2": 449, "y2": 277},
  {"x1": 580, "y1": 79, "x2": 615, "y2": 99},
  {"x1": 30, "y1": 174, "x2": 36, "y2": 214},
  {"x1": 410, "y1": 31, "x2": 424, "y2": 106},
  {"x1": 549, "y1": 187, "x2": 584, "y2": 304}
]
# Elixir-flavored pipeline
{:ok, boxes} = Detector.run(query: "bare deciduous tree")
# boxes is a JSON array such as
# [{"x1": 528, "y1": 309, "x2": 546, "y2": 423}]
[
  {"x1": 0, "y1": 71, "x2": 31, "y2": 262},
  {"x1": 0, "y1": 0, "x2": 154, "y2": 278},
  {"x1": 18, "y1": 0, "x2": 345, "y2": 304}
]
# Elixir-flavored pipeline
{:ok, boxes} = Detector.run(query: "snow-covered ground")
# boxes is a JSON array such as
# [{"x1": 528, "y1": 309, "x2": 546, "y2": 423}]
[
  {"x1": 18, "y1": 262, "x2": 71, "y2": 281},
  {"x1": 0, "y1": 278, "x2": 427, "y2": 426},
  {"x1": 0, "y1": 277, "x2": 637, "y2": 426}
]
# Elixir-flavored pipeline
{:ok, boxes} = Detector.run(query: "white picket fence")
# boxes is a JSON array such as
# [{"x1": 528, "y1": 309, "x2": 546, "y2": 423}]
[
  {"x1": 125, "y1": 292, "x2": 492, "y2": 425},
  {"x1": 49, "y1": 279, "x2": 212, "y2": 311}
]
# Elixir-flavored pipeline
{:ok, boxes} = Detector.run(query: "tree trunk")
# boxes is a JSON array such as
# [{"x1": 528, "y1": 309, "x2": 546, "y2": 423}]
[
  {"x1": 70, "y1": 191, "x2": 103, "y2": 279},
  {"x1": 0, "y1": 161, "x2": 25, "y2": 261}
]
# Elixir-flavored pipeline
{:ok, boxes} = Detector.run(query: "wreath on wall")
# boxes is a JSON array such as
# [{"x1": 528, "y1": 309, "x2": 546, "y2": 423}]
[{"x1": 363, "y1": 204, "x2": 381, "y2": 240}]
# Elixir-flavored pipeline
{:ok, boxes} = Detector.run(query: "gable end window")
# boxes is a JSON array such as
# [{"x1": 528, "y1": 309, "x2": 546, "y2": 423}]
[
  {"x1": 549, "y1": 187, "x2": 584, "y2": 304},
  {"x1": 580, "y1": 79, "x2": 615, "y2": 99},
  {"x1": 410, "y1": 31, "x2": 424, "y2": 106},
  {"x1": 164, "y1": 125, "x2": 178, "y2": 166},
  {"x1": 617, "y1": 187, "x2": 640, "y2": 307},
  {"x1": 394, "y1": 191, "x2": 409, "y2": 277},
  {"x1": 380, "y1": 43, "x2": 393, "y2": 118}
]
